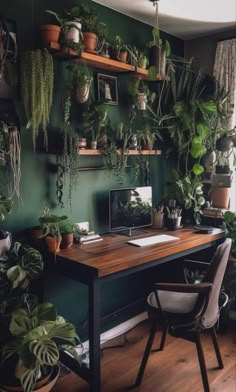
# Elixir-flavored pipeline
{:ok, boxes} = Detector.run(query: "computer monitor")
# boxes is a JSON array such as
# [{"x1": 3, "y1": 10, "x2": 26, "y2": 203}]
[{"x1": 109, "y1": 186, "x2": 152, "y2": 236}]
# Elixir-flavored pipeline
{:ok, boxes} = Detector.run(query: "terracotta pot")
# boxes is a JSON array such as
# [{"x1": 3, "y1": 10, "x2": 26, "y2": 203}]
[
  {"x1": 45, "y1": 236, "x2": 61, "y2": 254},
  {"x1": 40, "y1": 25, "x2": 61, "y2": 46},
  {"x1": 63, "y1": 21, "x2": 82, "y2": 43},
  {"x1": 118, "y1": 50, "x2": 127, "y2": 63},
  {"x1": 0, "y1": 367, "x2": 54, "y2": 392},
  {"x1": 211, "y1": 187, "x2": 230, "y2": 209},
  {"x1": 76, "y1": 82, "x2": 91, "y2": 104},
  {"x1": 29, "y1": 226, "x2": 42, "y2": 247},
  {"x1": 60, "y1": 233, "x2": 74, "y2": 249},
  {"x1": 83, "y1": 32, "x2": 97, "y2": 53}
]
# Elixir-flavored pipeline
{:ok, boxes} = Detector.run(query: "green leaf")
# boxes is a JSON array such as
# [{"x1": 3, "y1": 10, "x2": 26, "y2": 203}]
[
  {"x1": 152, "y1": 27, "x2": 160, "y2": 39},
  {"x1": 148, "y1": 66, "x2": 158, "y2": 80},
  {"x1": 198, "y1": 196, "x2": 205, "y2": 206},
  {"x1": 0, "y1": 339, "x2": 19, "y2": 365},
  {"x1": 21, "y1": 368, "x2": 38, "y2": 392},
  {"x1": 185, "y1": 199, "x2": 192, "y2": 209},
  {"x1": 29, "y1": 339, "x2": 59, "y2": 366},
  {"x1": 10, "y1": 309, "x2": 32, "y2": 336},
  {"x1": 32, "y1": 303, "x2": 57, "y2": 322},
  {"x1": 192, "y1": 164, "x2": 204, "y2": 176},
  {"x1": 196, "y1": 123, "x2": 208, "y2": 140},
  {"x1": 191, "y1": 143, "x2": 205, "y2": 159}
]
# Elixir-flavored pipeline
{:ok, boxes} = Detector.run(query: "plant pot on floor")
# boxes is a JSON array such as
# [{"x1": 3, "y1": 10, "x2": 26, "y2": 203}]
[
  {"x1": 40, "y1": 25, "x2": 61, "y2": 47},
  {"x1": 60, "y1": 233, "x2": 74, "y2": 249},
  {"x1": 83, "y1": 32, "x2": 97, "y2": 53},
  {"x1": 0, "y1": 364, "x2": 59, "y2": 392},
  {"x1": 211, "y1": 187, "x2": 230, "y2": 209}
]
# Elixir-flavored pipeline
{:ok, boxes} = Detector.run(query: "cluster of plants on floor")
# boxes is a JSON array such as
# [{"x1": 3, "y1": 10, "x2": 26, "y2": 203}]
[{"x1": 0, "y1": 230, "x2": 81, "y2": 392}]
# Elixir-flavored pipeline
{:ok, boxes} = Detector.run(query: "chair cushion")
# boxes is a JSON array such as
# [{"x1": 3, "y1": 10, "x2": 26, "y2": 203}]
[{"x1": 148, "y1": 290, "x2": 199, "y2": 314}]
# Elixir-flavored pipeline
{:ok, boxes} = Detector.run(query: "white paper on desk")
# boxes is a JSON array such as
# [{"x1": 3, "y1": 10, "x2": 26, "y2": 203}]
[{"x1": 128, "y1": 234, "x2": 180, "y2": 247}]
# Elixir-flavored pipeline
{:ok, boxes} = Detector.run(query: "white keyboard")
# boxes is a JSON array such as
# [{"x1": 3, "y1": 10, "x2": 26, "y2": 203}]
[{"x1": 127, "y1": 234, "x2": 179, "y2": 247}]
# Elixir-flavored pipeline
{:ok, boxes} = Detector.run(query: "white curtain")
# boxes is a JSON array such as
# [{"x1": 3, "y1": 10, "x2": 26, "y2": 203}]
[
  {"x1": 213, "y1": 38, "x2": 236, "y2": 211},
  {"x1": 213, "y1": 38, "x2": 236, "y2": 129}
]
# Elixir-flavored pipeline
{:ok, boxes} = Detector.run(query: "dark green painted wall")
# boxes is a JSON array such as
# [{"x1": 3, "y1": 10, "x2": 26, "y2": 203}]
[{"x1": 1, "y1": 0, "x2": 184, "y2": 328}]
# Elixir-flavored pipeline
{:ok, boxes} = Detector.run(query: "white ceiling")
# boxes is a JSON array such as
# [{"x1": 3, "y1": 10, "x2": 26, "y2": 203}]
[{"x1": 93, "y1": 0, "x2": 236, "y2": 39}]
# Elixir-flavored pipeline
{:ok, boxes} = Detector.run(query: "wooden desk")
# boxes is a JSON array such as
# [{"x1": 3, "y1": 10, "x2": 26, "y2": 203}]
[{"x1": 56, "y1": 227, "x2": 224, "y2": 392}]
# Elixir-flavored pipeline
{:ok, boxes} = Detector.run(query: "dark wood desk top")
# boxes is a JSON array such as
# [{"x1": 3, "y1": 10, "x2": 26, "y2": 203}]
[{"x1": 57, "y1": 227, "x2": 224, "y2": 278}]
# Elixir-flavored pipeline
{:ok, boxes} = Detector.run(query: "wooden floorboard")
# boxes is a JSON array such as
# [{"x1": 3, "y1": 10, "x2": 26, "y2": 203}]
[{"x1": 53, "y1": 320, "x2": 236, "y2": 392}]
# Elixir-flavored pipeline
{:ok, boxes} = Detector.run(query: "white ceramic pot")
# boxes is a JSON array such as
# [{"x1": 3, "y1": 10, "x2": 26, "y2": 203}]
[
  {"x1": 137, "y1": 93, "x2": 146, "y2": 110},
  {"x1": 90, "y1": 140, "x2": 97, "y2": 150},
  {"x1": 0, "y1": 232, "x2": 11, "y2": 256},
  {"x1": 63, "y1": 21, "x2": 82, "y2": 43},
  {"x1": 76, "y1": 81, "x2": 91, "y2": 104}
]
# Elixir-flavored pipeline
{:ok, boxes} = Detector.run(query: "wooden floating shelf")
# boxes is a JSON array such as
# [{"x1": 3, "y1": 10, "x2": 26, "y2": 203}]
[
  {"x1": 74, "y1": 52, "x2": 135, "y2": 73},
  {"x1": 45, "y1": 43, "x2": 168, "y2": 80},
  {"x1": 132, "y1": 67, "x2": 170, "y2": 81},
  {"x1": 79, "y1": 149, "x2": 161, "y2": 156}
]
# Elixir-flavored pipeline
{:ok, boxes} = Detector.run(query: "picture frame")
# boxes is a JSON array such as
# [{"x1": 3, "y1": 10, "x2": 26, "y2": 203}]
[{"x1": 97, "y1": 73, "x2": 118, "y2": 105}]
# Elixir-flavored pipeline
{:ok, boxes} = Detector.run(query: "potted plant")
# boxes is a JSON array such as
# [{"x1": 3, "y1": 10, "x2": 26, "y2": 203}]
[
  {"x1": 138, "y1": 125, "x2": 160, "y2": 150},
  {"x1": 137, "y1": 51, "x2": 149, "y2": 69},
  {"x1": 44, "y1": 6, "x2": 82, "y2": 46},
  {"x1": 148, "y1": 28, "x2": 171, "y2": 79},
  {"x1": 59, "y1": 219, "x2": 75, "y2": 249},
  {"x1": 39, "y1": 208, "x2": 68, "y2": 254},
  {"x1": 83, "y1": 102, "x2": 110, "y2": 149},
  {"x1": 67, "y1": 64, "x2": 93, "y2": 104},
  {"x1": 0, "y1": 242, "x2": 80, "y2": 392},
  {"x1": 78, "y1": 3, "x2": 105, "y2": 53}
]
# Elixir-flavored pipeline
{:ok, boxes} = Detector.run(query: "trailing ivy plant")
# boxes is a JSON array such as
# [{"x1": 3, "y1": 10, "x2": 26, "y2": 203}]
[{"x1": 20, "y1": 50, "x2": 54, "y2": 151}]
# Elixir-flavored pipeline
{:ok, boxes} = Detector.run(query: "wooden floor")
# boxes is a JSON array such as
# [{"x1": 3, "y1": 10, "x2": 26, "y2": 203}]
[{"x1": 53, "y1": 320, "x2": 236, "y2": 392}]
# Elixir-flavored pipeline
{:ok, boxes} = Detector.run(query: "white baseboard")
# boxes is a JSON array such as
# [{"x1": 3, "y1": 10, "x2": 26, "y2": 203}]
[{"x1": 75, "y1": 311, "x2": 148, "y2": 356}]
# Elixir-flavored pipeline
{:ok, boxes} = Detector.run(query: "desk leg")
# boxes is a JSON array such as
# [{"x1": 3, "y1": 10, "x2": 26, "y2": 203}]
[{"x1": 89, "y1": 278, "x2": 101, "y2": 392}]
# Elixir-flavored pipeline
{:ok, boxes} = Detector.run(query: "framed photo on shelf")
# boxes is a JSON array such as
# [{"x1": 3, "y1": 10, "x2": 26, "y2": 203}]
[{"x1": 97, "y1": 73, "x2": 118, "y2": 105}]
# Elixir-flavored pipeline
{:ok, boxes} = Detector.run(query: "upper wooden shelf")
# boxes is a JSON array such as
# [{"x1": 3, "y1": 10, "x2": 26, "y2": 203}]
[
  {"x1": 79, "y1": 149, "x2": 161, "y2": 156},
  {"x1": 74, "y1": 52, "x2": 135, "y2": 73},
  {"x1": 46, "y1": 42, "x2": 135, "y2": 72},
  {"x1": 45, "y1": 43, "x2": 168, "y2": 80}
]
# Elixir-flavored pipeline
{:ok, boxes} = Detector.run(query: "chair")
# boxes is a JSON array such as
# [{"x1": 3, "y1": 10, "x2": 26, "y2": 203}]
[{"x1": 135, "y1": 238, "x2": 232, "y2": 392}]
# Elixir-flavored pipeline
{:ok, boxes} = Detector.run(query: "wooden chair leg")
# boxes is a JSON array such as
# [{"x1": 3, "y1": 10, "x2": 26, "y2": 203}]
[
  {"x1": 135, "y1": 318, "x2": 157, "y2": 387},
  {"x1": 152, "y1": 324, "x2": 168, "y2": 352},
  {"x1": 210, "y1": 326, "x2": 224, "y2": 369},
  {"x1": 195, "y1": 334, "x2": 210, "y2": 392}
]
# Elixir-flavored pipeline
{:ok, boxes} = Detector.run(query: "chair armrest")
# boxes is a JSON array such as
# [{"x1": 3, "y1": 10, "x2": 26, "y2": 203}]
[{"x1": 154, "y1": 282, "x2": 212, "y2": 294}]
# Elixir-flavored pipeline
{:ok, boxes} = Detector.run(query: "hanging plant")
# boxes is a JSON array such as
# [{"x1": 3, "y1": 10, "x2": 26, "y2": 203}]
[
  {"x1": 0, "y1": 121, "x2": 21, "y2": 204},
  {"x1": 20, "y1": 49, "x2": 54, "y2": 151},
  {"x1": 56, "y1": 85, "x2": 80, "y2": 208}
]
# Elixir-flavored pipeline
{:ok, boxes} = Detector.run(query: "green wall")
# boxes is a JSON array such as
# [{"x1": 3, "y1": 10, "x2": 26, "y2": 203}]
[{"x1": 1, "y1": 0, "x2": 184, "y2": 329}]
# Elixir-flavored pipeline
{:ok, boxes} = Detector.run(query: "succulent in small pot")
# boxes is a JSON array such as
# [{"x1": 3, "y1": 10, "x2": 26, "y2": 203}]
[{"x1": 137, "y1": 52, "x2": 149, "y2": 69}]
